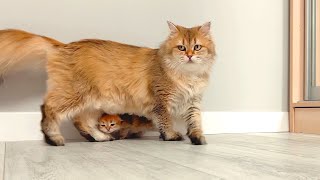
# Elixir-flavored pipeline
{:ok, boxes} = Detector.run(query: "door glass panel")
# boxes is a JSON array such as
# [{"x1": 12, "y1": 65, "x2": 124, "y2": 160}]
[
  {"x1": 317, "y1": 0, "x2": 320, "y2": 87},
  {"x1": 306, "y1": 0, "x2": 320, "y2": 100}
]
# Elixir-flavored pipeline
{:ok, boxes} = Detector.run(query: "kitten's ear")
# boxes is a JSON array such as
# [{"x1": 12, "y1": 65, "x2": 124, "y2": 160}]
[
  {"x1": 199, "y1": 22, "x2": 211, "y2": 35},
  {"x1": 119, "y1": 114, "x2": 132, "y2": 123},
  {"x1": 167, "y1": 21, "x2": 179, "y2": 35}
]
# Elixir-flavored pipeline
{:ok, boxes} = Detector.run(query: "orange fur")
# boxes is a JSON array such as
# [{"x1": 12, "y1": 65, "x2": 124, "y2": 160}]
[
  {"x1": 98, "y1": 114, "x2": 123, "y2": 134},
  {"x1": 98, "y1": 114, "x2": 154, "y2": 139},
  {"x1": 0, "y1": 22, "x2": 216, "y2": 145}
]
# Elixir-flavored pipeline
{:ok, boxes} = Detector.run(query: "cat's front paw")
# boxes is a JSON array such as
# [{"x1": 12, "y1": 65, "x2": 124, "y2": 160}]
[
  {"x1": 160, "y1": 131, "x2": 184, "y2": 141},
  {"x1": 188, "y1": 132, "x2": 207, "y2": 145},
  {"x1": 90, "y1": 131, "x2": 115, "y2": 142},
  {"x1": 79, "y1": 132, "x2": 96, "y2": 142}
]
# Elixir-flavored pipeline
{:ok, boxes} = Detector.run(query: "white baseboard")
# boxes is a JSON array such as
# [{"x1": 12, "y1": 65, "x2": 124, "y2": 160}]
[
  {"x1": 201, "y1": 112, "x2": 288, "y2": 134},
  {"x1": 0, "y1": 112, "x2": 288, "y2": 141}
]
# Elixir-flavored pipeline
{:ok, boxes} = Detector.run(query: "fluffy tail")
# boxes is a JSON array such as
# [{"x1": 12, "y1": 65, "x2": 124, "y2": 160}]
[{"x1": 0, "y1": 29, "x2": 63, "y2": 84}]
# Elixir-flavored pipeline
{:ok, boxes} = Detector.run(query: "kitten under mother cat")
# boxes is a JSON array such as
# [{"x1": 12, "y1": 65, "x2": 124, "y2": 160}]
[{"x1": 0, "y1": 21, "x2": 216, "y2": 145}]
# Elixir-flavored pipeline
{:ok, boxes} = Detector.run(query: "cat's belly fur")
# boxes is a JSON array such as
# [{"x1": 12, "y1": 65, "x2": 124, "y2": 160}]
[
  {"x1": 95, "y1": 93, "x2": 190, "y2": 121},
  {"x1": 96, "y1": 93, "x2": 154, "y2": 118},
  {"x1": 91, "y1": 77, "x2": 206, "y2": 120}
]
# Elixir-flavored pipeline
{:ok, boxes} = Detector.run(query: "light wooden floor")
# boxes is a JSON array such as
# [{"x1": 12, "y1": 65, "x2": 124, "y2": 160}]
[{"x1": 1, "y1": 133, "x2": 320, "y2": 180}]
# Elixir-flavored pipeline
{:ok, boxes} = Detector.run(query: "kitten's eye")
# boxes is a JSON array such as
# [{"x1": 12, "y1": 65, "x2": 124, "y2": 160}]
[
  {"x1": 194, "y1": 45, "x2": 202, "y2": 51},
  {"x1": 110, "y1": 123, "x2": 115, "y2": 126},
  {"x1": 177, "y1": 45, "x2": 186, "y2": 51},
  {"x1": 101, "y1": 124, "x2": 105, "y2": 127}
]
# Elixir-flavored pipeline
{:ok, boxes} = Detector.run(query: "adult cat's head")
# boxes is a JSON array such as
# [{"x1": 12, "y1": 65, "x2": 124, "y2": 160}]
[{"x1": 160, "y1": 22, "x2": 215, "y2": 75}]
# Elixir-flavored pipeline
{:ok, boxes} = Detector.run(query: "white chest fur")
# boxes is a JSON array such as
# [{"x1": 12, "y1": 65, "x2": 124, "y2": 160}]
[{"x1": 167, "y1": 75, "x2": 208, "y2": 117}]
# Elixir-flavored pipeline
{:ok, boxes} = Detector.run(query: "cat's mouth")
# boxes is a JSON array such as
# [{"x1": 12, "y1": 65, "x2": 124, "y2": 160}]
[
  {"x1": 185, "y1": 59, "x2": 198, "y2": 65},
  {"x1": 187, "y1": 60, "x2": 194, "y2": 63}
]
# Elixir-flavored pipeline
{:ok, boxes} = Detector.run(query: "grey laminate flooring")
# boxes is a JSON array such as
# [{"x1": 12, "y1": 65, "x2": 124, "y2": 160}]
[{"x1": 1, "y1": 133, "x2": 320, "y2": 180}]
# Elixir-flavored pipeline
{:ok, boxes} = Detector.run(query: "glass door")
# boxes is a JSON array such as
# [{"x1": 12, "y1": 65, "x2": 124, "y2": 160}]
[{"x1": 305, "y1": 0, "x2": 320, "y2": 100}]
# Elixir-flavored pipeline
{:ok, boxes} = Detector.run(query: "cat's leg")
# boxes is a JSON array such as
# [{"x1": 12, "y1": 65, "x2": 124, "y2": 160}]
[
  {"x1": 119, "y1": 129, "x2": 130, "y2": 139},
  {"x1": 40, "y1": 103, "x2": 66, "y2": 146},
  {"x1": 40, "y1": 91, "x2": 109, "y2": 146},
  {"x1": 183, "y1": 98, "x2": 207, "y2": 145},
  {"x1": 41, "y1": 89, "x2": 92, "y2": 146},
  {"x1": 73, "y1": 110, "x2": 114, "y2": 142},
  {"x1": 110, "y1": 131, "x2": 120, "y2": 140},
  {"x1": 128, "y1": 131, "x2": 145, "y2": 138},
  {"x1": 152, "y1": 103, "x2": 183, "y2": 141},
  {"x1": 72, "y1": 114, "x2": 95, "y2": 142}
]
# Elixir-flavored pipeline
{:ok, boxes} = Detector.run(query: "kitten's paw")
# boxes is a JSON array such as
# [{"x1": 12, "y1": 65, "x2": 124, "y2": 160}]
[
  {"x1": 128, "y1": 132, "x2": 144, "y2": 139},
  {"x1": 44, "y1": 134, "x2": 65, "y2": 146},
  {"x1": 160, "y1": 131, "x2": 184, "y2": 141},
  {"x1": 91, "y1": 132, "x2": 115, "y2": 142},
  {"x1": 188, "y1": 132, "x2": 207, "y2": 145}
]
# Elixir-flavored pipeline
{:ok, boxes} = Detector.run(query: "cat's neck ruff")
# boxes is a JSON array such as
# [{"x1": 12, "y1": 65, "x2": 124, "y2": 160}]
[{"x1": 161, "y1": 57, "x2": 211, "y2": 81}]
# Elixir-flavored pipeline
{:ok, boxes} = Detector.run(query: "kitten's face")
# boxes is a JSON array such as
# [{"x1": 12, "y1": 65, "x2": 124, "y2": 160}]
[
  {"x1": 98, "y1": 115, "x2": 122, "y2": 133},
  {"x1": 161, "y1": 22, "x2": 215, "y2": 74}
]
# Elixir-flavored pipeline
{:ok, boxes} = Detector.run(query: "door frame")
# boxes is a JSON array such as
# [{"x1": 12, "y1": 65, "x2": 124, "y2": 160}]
[{"x1": 290, "y1": 0, "x2": 320, "y2": 133}]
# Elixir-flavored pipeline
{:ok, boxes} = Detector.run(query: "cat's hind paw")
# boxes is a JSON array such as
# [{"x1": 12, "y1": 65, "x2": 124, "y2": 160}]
[
  {"x1": 188, "y1": 132, "x2": 207, "y2": 145},
  {"x1": 160, "y1": 131, "x2": 184, "y2": 141}
]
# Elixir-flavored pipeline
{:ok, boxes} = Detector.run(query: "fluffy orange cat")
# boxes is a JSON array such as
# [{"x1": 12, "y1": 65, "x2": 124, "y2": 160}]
[
  {"x1": 98, "y1": 114, "x2": 154, "y2": 140},
  {"x1": 0, "y1": 21, "x2": 216, "y2": 145}
]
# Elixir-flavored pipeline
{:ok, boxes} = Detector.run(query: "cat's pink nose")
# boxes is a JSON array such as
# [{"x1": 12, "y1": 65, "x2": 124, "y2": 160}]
[{"x1": 187, "y1": 55, "x2": 193, "y2": 60}]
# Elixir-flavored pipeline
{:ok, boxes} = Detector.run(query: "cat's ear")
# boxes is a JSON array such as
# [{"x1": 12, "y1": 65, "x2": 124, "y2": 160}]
[
  {"x1": 167, "y1": 21, "x2": 179, "y2": 35},
  {"x1": 119, "y1": 114, "x2": 132, "y2": 123},
  {"x1": 199, "y1": 22, "x2": 211, "y2": 35}
]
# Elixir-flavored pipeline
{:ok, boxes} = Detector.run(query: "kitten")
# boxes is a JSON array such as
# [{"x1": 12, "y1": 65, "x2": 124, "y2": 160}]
[
  {"x1": 97, "y1": 114, "x2": 154, "y2": 139},
  {"x1": 0, "y1": 21, "x2": 215, "y2": 146}
]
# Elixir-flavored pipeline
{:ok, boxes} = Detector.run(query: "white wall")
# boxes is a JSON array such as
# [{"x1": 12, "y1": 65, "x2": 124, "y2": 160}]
[{"x1": 0, "y1": 0, "x2": 289, "y2": 140}]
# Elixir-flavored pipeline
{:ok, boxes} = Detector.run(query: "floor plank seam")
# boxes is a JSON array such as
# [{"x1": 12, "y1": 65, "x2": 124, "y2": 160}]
[
  {"x1": 247, "y1": 134, "x2": 320, "y2": 143},
  {"x1": 120, "y1": 143, "x2": 221, "y2": 178},
  {"x1": 214, "y1": 141, "x2": 312, "y2": 158},
  {"x1": 3, "y1": 134, "x2": 320, "y2": 179},
  {"x1": 115, "y1": 143, "x2": 217, "y2": 177},
  {"x1": 2, "y1": 142, "x2": 6, "y2": 180}
]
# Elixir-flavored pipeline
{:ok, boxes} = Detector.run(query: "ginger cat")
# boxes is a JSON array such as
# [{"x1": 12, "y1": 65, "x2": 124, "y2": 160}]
[
  {"x1": 98, "y1": 114, "x2": 154, "y2": 140},
  {"x1": 0, "y1": 21, "x2": 215, "y2": 146}
]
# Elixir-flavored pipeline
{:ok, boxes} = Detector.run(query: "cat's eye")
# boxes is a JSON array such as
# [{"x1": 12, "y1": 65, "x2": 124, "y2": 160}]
[
  {"x1": 110, "y1": 123, "x2": 115, "y2": 126},
  {"x1": 194, "y1": 45, "x2": 202, "y2": 51},
  {"x1": 101, "y1": 124, "x2": 105, "y2": 127},
  {"x1": 177, "y1": 45, "x2": 186, "y2": 51}
]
